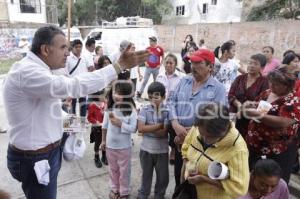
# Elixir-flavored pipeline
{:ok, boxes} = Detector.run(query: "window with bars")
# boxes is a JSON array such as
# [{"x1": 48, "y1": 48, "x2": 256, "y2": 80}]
[
  {"x1": 202, "y1": 3, "x2": 208, "y2": 14},
  {"x1": 211, "y1": 0, "x2": 217, "y2": 5},
  {"x1": 176, "y1": 5, "x2": 185, "y2": 16},
  {"x1": 20, "y1": 0, "x2": 41, "y2": 13}
]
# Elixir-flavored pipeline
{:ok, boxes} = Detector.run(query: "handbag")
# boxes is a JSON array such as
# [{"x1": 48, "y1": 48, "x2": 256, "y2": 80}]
[{"x1": 172, "y1": 180, "x2": 197, "y2": 199}]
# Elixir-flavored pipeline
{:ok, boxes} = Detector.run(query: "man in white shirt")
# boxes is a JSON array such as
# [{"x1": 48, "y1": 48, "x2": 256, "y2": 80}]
[
  {"x1": 3, "y1": 25, "x2": 149, "y2": 199},
  {"x1": 18, "y1": 36, "x2": 30, "y2": 57},
  {"x1": 66, "y1": 39, "x2": 89, "y2": 117},
  {"x1": 109, "y1": 40, "x2": 131, "y2": 64},
  {"x1": 82, "y1": 37, "x2": 96, "y2": 72}
]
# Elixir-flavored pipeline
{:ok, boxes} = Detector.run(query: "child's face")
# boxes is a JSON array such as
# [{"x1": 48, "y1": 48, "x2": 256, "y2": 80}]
[
  {"x1": 113, "y1": 91, "x2": 124, "y2": 103},
  {"x1": 148, "y1": 93, "x2": 165, "y2": 106}
]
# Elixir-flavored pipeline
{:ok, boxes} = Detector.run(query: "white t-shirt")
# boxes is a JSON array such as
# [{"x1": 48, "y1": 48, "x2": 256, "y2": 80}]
[
  {"x1": 130, "y1": 66, "x2": 139, "y2": 79},
  {"x1": 18, "y1": 40, "x2": 30, "y2": 53},
  {"x1": 82, "y1": 49, "x2": 94, "y2": 67},
  {"x1": 215, "y1": 59, "x2": 239, "y2": 93},
  {"x1": 66, "y1": 52, "x2": 89, "y2": 77},
  {"x1": 109, "y1": 50, "x2": 121, "y2": 64}
]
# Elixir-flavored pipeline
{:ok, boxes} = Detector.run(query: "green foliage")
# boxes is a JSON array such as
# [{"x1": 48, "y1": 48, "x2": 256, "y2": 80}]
[
  {"x1": 0, "y1": 59, "x2": 19, "y2": 74},
  {"x1": 56, "y1": 0, "x2": 173, "y2": 26},
  {"x1": 247, "y1": 0, "x2": 300, "y2": 21}
]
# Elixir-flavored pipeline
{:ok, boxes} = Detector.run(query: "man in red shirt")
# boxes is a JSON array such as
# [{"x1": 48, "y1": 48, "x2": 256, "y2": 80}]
[{"x1": 137, "y1": 36, "x2": 164, "y2": 98}]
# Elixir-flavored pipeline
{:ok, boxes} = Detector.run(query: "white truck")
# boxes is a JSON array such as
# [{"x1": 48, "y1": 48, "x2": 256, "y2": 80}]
[{"x1": 83, "y1": 26, "x2": 157, "y2": 55}]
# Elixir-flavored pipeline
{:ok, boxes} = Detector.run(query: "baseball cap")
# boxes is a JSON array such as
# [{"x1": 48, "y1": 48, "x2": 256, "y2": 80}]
[
  {"x1": 149, "y1": 36, "x2": 157, "y2": 42},
  {"x1": 63, "y1": 133, "x2": 86, "y2": 161},
  {"x1": 188, "y1": 49, "x2": 215, "y2": 64}
]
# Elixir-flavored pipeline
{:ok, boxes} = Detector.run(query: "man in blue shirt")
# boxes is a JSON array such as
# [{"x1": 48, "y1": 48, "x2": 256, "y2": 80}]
[{"x1": 168, "y1": 49, "x2": 226, "y2": 187}]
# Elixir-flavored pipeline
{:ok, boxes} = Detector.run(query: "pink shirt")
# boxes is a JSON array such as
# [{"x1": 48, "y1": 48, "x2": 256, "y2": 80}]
[
  {"x1": 239, "y1": 179, "x2": 289, "y2": 199},
  {"x1": 262, "y1": 58, "x2": 280, "y2": 76}
]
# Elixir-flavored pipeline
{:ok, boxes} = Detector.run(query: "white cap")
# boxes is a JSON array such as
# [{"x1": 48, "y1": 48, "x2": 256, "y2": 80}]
[
  {"x1": 63, "y1": 133, "x2": 86, "y2": 161},
  {"x1": 119, "y1": 40, "x2": 131, "y2": 52}
]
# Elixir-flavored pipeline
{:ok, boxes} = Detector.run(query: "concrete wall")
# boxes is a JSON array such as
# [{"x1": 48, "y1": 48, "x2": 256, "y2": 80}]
[
  {"x1": 155, "y1": 20, "x2": 300, "y2": 62},
  {"x1": 0, "y1": 28, "x2": 36, "y2": 58}
]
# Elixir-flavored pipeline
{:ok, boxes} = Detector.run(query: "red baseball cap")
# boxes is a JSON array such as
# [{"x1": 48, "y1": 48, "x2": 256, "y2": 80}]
[{"x1": 188, "y1": 49, "x2": 215, "y2": 64}]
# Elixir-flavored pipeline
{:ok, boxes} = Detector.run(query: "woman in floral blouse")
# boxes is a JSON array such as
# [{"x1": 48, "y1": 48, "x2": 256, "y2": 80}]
[
  {"x1": 228, "y1": 54, "x2": 269, "y2": 137},
  {"x1": 244, "y1": 67, "x2": 300, "y2": 183}
]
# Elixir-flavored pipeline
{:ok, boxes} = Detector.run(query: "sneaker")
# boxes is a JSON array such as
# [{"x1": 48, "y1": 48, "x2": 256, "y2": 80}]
[
  {"x1": 101, "y1": 156, "x2": 108, "y2": 166},
  {"x1": 94, "y1": 158, "x2": 103, "y2": 168}
]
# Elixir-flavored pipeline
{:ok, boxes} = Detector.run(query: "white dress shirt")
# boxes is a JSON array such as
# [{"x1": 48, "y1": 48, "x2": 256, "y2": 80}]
[
  {"x1": 66, "y1": 52, "x2": 89, "y2": 77},
  {"x1": 82, "y1": 49, "x2": 94, "y2": 67},
  {"x1": 3, "y1": 51, "x2": 117, "y2": 150},
  {"x1": 156, "y1": 70, "x2": 185, "y2": 100}
]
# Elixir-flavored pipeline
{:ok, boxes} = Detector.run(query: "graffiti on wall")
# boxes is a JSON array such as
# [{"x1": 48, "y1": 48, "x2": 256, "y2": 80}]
[{"x1": 0, "y1": 29, "x2": 36, "y2": 58}]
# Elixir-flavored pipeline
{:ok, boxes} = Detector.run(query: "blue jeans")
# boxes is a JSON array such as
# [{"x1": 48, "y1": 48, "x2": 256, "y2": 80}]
[
  {"x1": 139, "y1": 67, "x2": 160, "y2": 95},
  {"x1": 7, "y1": 144, "x2": 62, "y2": 199}
]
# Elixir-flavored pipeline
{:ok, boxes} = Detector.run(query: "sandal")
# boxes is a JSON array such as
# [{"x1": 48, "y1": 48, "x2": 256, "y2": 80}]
[{"x1": 109, "y1": 191, "x2": 119, "y2": 199}]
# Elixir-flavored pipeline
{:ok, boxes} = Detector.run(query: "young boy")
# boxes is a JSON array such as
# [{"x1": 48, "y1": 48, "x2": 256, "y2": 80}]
[
  {"x1": 137, "y1": 82, "x2": 169, "y2": 199},
  {"x1": 87, "y1": 90, "x2": 108, "y2": 168}
]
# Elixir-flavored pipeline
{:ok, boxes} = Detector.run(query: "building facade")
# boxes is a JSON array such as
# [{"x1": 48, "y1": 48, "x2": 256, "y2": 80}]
[
  {"x1": 0, "y1": 0, "x2": 57, "y2": 24},
  {"x1": 163, "y1": 0, "x2": 243, "y2": 24}
]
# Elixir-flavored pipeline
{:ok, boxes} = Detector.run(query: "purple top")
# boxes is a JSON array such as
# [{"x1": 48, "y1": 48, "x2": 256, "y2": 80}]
[{"x1": 238, "y1": 179, "x2": 289, "y2": 199}]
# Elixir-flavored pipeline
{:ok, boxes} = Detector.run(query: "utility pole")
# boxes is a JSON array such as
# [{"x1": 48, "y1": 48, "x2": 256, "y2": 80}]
[{"x1": 67, "y1": 0, "x2": 72, "y2": 44}]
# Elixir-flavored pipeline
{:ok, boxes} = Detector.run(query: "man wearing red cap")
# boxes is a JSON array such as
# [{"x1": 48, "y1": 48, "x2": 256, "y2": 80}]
[
  {"x1": 168, "y1": 49, "x2": 226, "y2": 187},
  {"x1": 137, "y1": 36, "x2": 164, "y2": 98}
]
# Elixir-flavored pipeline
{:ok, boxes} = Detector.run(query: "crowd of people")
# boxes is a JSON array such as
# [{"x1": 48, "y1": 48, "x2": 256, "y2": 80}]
[{"x1": 3, "y1": 26, "x2": 300, "y2": 199}]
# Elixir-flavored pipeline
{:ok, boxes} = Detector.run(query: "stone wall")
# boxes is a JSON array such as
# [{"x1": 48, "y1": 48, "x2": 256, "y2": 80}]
[{"x1": 154, "y1": 20, "x2": 300, "y2": 62}]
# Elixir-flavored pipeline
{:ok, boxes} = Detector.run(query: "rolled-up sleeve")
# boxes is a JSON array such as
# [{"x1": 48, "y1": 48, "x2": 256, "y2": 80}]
[
  {"x1": 20, "y1": 64, "x2": 117, "y2": 99},
  {"x1": 138, "y1": 107, "x2": 147, "y2": 123}
]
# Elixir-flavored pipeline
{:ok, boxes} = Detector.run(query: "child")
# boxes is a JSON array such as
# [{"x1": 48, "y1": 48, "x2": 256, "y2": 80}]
[
  {"x1": 87, "y1": 90, "x2": 107, "y2": 168},
  {"x1": 101, "y1": 80, "x2": 137, "y2": 199},
  {"x1": 137, "y1": 82, "x2": 169, "y2": 199}
]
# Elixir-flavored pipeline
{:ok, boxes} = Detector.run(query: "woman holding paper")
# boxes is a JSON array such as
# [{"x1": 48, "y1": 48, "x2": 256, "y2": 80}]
[
  {"x1": 181, "y1": 103, "x2": 249, "y2": 199},
  {"x1": 244, "y1": 67, "x2": 300, "y2": 183}
]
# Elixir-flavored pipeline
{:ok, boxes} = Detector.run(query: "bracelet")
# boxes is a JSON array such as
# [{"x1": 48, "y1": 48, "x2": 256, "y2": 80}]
[{"x1": 113, "y1": 62, "x2": 122, "y2": 74}]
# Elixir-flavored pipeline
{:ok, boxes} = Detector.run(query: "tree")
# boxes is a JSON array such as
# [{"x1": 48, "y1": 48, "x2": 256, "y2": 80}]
[
  {"x1": 246, "y1": 0, "x2": 300, "y2": 21},
  {"x1": 56, "y1": 0, "x2": 173, "y2": 26}
]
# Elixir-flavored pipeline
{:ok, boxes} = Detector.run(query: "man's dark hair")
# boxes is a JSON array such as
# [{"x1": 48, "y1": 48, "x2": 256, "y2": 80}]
[
  {"x1": 72, "y1": 39, "x2": 82, "y2": 48},
  {"x1": 147, "y1": 82, "x2": 166, "y2": 98},
  {"x1": 31, "y1": 26, "x2": 65, "y2": 55},
  {"x1": 195, "y1": 103, "x2": 230, "y2": 137},
  {"x1": 251, "y1": 54, "x2": 267, "y2": 68},
  {"x1": 253, "y1": 159, "x2": 281, "y2": 177},
  {"x1": 86, "y1": 38, "x2": 95, "y2": 47}
]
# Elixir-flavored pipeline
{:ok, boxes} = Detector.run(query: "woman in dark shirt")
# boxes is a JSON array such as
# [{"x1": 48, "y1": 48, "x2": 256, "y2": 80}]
[{"x1": 228, "y1": 54, "x2": 269, "y2": 137}]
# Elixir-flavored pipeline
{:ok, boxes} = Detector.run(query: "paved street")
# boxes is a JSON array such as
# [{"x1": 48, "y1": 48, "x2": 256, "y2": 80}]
[{"x1": 0, "y1": 66, "x2": 300, "y2": 198}]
